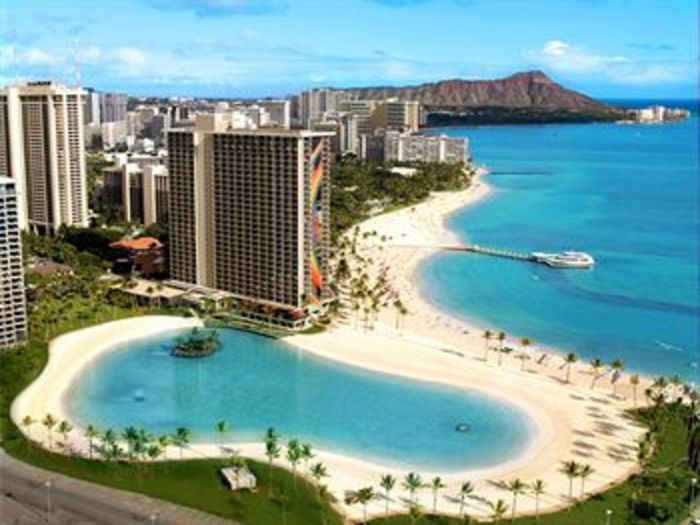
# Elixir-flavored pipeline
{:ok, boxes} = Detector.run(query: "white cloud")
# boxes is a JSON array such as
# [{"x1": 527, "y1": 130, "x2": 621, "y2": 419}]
[
  {"x1": 23, "y1": 48, "x2": 58, "y2": 66},
  {"x1": 530, "y1": 39, "x2": 628, "y2": 74},
  {"x1": 542, "y1": 40, "x2": 569, "y2": 57},
  {"x1": 112, "y1": 46, "x2": 148, "y2": 74},
  {"x1": 528, "y1": 39, "x2": 693, "y2": 85}
]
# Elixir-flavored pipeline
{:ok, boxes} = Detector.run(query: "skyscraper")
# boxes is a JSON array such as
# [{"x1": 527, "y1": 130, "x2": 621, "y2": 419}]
[
  {"x1": 168, "y1": 115, "x2": 333, "y2": 326},
  {"x1": 0, "y1": 81, "x2": 89, "y2": 232},
  {"x1": 300, "y1": 89, "x2": 345, "y2": 128},
  {"x1": 0, "y1": 177, "x2": 27, "y2": 349},
  {"x1": 83, "y1": 87, "x2": 101, "y2": 126},
  {"x1": 100, "y1": 92, "x2": 128, "y2": 123}
]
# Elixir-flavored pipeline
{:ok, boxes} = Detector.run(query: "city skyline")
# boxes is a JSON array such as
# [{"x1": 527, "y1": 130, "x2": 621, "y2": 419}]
[{"x1": 1, "y1": 0, "x2": 698, "y2": 99}]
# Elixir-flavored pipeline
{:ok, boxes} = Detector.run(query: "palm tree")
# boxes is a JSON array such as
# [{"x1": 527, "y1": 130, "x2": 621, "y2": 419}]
[
  {"x1": 286, "y1": 439, "x2": 303, "y2": 490},
  {"x1": 84, "y1": 424, "x2": 99, "y2": 459},
  {"x1": 458, "y1": 481, "x2": 474, "y2": 517},
  {"x1": 263, "y1": 431, "x2": 281, "y2": 496},
  {"x1": 215, "y1": 419, "x2": 230, "y2": 448},
  {"x1": 505, "y1": 478, "x2": 527, "y2": 521},
  {"x1": 589, "y1": 358, "x2": 604, "y2": 388},
  {"x1": 497, "y1": 332, "x2": 507, "y2": 365},
  {"x1": 301, "y1": 442, "x2": 315, "y2": 472},
  {"x1": 21, "y1": 415, "x2": 36, "y2": 441},
  {"x1": 564, "y1": 353, "x2": 577, "y2": 383},
  {"x1": 488, "y1": 499, "x2": 509, "y2": 524},
  {"x1": 430, "y1": 476, "x2": 446, "y2": 513},
  {"x1": 393, "y1": 299, "x2": 404, "y2": 330},
  {"x1": 146, "y1": 443, "x2": 163, "y2": 468},
  {"x1": 42, "y1": 414, "x2": 57, "y2": 449},
  {"x1": 355, "y1": 486, "x2": 375, "y2": 525},
  {"x1": 561, "y1": 461, "x2": 580, "y2": 500},
  {"x1": 578, "y1": 464, "x2": 594, "y2": 497},
  {"x1": 520, "y1": 338, "x2": 532, "y2": 352},
  {"x1": 402, "y1": 472, "x2": 423, "y2": 504},
  {"x1": 630, "y1": 374, "x2": 640, "y2": 407},
  {"x1": 172, "y1": 427, "x2": 191, "y2": 459},
  {"x1": 57, "y1": 420, "x2": 73, "y2": 449},
  {"x1": 531, "y1": 479, "x2": 545, "y2": 521},
  {"x1": 379, "y1": 474, "x2": 396, "y2": 518},
  {"x1": 516, "y1": 352, "x2": 530, "y2": 371},
  {"x1": 310, "y1": 462, "x2": 328, "y2": 486},
  {"x1": 610, "y1": 359, "x2": 624, "y2": 396},
  {"x1": 157, "y1": 435, "x2": 171, "y2": 460},
  {"x1": 482, "y1": 330, "x2": 493, "y2": 360}
]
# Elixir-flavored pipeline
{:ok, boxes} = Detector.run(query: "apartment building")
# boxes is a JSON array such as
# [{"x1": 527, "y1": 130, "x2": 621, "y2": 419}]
[
  {"x1": 100, "y1": 92, "x2": 128, "y2": 123},
  {"x1": 361, "y1": 130, "x2": 468, "y2": 164},
  {"x1": 299, "y1": 89, "x2": 346, "y2": 127},
  {"x1": 371, "y1": 99, "x2": 420, "y2": 133},
  {"x1": 168, "y1": 115, "x2": 333, "y2": 326},
  {"x1": 257, "y1": 99, "x2": 291, "y2": 128},
  {"x1": 0, "y1": 81, "x2": 88, "y2": 232},
  {"x1": 0, "y1": 177, "x2": 27, "y2": 349},
  {"x1": 338, "y1": 99, "x2": 378, "y2": 136},
  {"x1": 102, "y1": 161, "x2": 169, "y2": 225}
]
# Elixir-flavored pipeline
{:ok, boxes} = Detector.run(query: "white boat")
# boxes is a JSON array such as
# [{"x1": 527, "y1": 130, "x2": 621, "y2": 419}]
[{"x1": 531, "y1": 251, "x2": 595, "y2": 269}]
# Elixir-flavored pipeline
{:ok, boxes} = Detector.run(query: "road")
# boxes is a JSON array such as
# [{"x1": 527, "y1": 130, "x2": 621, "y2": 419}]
[{"x1": 0, "y1": 449, "x2": 234, "y2": 524}]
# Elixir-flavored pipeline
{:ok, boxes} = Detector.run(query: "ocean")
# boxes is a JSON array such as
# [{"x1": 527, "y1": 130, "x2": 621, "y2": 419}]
[{"x1": 421, "y1": 102, "x2": 698, "y2": 380}]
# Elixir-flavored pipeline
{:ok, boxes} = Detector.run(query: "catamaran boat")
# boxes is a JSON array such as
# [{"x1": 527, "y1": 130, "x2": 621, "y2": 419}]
[{"x1": 531, "y1": 251, "x2": 595, "y2": 269}]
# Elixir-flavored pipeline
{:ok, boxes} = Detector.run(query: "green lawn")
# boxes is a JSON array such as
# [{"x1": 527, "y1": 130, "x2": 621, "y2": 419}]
[
  {"x1": 5, "y1": 441, "x2": 341, "y2": 525},
  {"x1": 369, "y1": 407, "x2": 693, "y2": 525}
]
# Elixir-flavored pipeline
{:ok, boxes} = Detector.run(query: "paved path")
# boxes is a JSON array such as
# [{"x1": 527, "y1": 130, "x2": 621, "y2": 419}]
[{"x1": 0, "y1": 449, "x2": 234, "y2": 524}]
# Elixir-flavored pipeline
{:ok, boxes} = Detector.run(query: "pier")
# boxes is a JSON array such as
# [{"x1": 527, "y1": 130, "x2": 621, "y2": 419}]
[
  {"x1": 437, "y1": 245, "x2": 595, "y2": 269},
  {"x1": 441, "y1": 244, "x2": 534, "y2": 261}
]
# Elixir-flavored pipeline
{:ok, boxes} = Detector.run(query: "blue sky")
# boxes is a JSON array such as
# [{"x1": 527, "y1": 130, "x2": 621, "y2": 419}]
[{"x1": 1, "y1": 0, "x2": 697, "y2": 99}]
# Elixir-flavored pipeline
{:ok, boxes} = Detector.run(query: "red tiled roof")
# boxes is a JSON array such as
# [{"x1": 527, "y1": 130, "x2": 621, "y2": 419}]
[{"x1": 110, "y1": 237, "x2": 163, "y2": 251}]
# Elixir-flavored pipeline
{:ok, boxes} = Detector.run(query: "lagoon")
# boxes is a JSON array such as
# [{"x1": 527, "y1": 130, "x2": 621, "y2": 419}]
[{"x1": 66, "y1": 328, "x2": 535, "y2": 472}]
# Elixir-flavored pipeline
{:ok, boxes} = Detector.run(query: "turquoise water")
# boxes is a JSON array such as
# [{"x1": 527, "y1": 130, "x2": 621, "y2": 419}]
[
  {"x1": 422, "y1": 111, "x2": 698, "y2": 379},
  {"x1": 67, "y1": 328, "x2": 534, "y2": 471}
]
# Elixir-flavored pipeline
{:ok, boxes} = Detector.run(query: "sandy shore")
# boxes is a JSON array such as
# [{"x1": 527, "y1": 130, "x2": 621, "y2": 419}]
[{"x1": 11, "y1": 314, "x2": 647, "y2": 521}]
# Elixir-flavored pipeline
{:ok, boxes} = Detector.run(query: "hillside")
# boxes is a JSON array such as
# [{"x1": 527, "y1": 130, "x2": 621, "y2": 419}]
[{"x1": 343, "y1": 71, "x2": 622, "y2": 124}]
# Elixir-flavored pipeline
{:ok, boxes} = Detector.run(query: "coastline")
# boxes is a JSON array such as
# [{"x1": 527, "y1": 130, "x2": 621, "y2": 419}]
[
  {"x1": 10, "y1": 170, "x2": 654, "y2": 519},
  {"x1": 12, "y1": 315, "x2": 646, "y2": 521}
]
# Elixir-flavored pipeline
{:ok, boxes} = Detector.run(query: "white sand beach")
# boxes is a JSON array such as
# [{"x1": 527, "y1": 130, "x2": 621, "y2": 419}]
[{"x1": 11, "y1": 175, "x2": 655, "y2": 521}]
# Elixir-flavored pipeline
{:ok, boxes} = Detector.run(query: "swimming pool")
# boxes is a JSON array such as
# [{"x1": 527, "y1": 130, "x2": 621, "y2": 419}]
[{"x1": 66, "y1": 328, "x2": 535, "y2": 472}]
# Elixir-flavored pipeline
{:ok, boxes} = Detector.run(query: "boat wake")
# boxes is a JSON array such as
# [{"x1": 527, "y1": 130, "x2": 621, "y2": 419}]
[{"x1": 655, "y1": 340, "x2": 684, "y2": 353}]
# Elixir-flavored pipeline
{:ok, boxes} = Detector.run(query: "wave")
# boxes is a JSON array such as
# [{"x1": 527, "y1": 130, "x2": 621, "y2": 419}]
[{"x1": 655, "y1": 341, "x2": 685, "y2": 353}]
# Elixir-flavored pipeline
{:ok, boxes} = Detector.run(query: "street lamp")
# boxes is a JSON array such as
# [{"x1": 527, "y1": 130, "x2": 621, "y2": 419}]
[
  {"x1": 691, "y1": 478, "x2": 698, "y2": 515},
  {"x1": 45, "y1": 480, "x2": 53, "y2": 523},
  {"x1": 605, "y1": 508, "x2": 613, "y2": 525}
]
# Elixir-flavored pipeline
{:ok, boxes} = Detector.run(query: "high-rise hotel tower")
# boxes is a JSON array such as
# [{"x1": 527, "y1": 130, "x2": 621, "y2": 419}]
[
  {"x1": 0, "y1": 82, "x2": 88, "y2": 232},
  {"x1": 0, "y1": 177, "x2": 27, "y2": 349},
  {"x1": 168, "y1": 115, "x2": 333, "y2": 321}
]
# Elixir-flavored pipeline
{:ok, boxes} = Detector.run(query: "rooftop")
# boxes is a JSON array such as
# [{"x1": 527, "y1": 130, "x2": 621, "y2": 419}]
[{"x1": 110, "y1": 237, "x2": 163, "y2": 251}]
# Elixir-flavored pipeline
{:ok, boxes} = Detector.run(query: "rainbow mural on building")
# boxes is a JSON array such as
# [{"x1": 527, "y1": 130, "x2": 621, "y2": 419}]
[{"x1": 309, "y1": 139, "x2": 325, "y2": 302}]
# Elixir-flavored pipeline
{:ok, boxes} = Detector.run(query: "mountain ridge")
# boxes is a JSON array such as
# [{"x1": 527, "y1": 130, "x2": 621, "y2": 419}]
[{"x1": 342, "y1": 71, "x2": 617, "y2": 112}]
